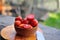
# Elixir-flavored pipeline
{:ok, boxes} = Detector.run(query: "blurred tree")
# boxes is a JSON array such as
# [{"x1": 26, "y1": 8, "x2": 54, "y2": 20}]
[{"x1": 56, "y1": 0, "x2": 59, "y2": 10}]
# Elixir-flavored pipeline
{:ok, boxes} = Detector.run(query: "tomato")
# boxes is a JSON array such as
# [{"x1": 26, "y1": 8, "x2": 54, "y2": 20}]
[
  {"x1": 14, "y1": 21, "x2": 21, "y2": 26},
  {"x1": 22, "y1": 18, "x2": 29, "y2": 24},
  {"x1": 27, "y1": 14, "x2": 35, "y2": 21},
  {"x1": 30, "y1": 19, "x2": 38, "y2": 27},
  {"x1": 19, "y1": 24, "x2": 33, "y2": 29},
  {"x1": 15, "y1": 16, "x2": 22, "y2": 21}
]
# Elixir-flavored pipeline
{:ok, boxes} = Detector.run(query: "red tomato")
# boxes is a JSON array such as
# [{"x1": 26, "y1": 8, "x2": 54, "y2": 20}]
[
  {"x1": 30, "y1": 19, "x2": 38, "y2": 27},
  {"x1": 14, "y1": 21, "x2": 21, "y2": 26},
  {"x1": 15, "y1": 16, "x2": 22, "y2": 21},
  {"x1": 22, "y1": 18, "x2": 29, "y2": 24},
  {"x1": 23, "y1": 24, "x2": 33, "y2": 29},
  {"x1": 27, "y1": 14, "x2": 35, "y2": 21},
  {"x1": 19, "y1": 24, "x2": 33, "y2": 29},
  {"x1": 19, "y1": 24, "x2": 25, "y2": 28}
]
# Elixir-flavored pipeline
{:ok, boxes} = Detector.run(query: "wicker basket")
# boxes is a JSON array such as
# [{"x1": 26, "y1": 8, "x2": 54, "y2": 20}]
[{"x1": 15, "y1": 26, "x2": 37, "y2": 37}]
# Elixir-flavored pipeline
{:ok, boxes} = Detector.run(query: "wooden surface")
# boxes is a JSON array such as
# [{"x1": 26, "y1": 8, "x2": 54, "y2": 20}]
[{"x1": 1, "y1": 24, "x2": 42, "y2": 40}]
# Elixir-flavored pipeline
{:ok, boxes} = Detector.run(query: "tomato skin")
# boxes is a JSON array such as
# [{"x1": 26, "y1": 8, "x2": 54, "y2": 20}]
[
  {"x1": 14, "y1": 21, "x2": 21, "y2": 26},
  {"x1": 15, "y1": 16, "x2": 22, "y2": 21},
  {"x1": 27, "y1": 14, "x2": 35, "y2": 21},
  {"x1": 22, "y1": 18, "x2": 29, "y2": 24},
  {"x1": 19, "y1": 24, "x2": 33, "y2": 29},
  {"x1": 30, "y1": 19, "x2": 38, "y2": 27},
  {"x1": 23, "y1": 24, "x2": 33, "y2": 29}
]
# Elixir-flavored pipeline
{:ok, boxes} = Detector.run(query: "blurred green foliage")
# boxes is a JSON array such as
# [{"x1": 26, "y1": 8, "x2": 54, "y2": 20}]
[{"x1": 44, "y1": 12, "x2": 60, "y2": 29}]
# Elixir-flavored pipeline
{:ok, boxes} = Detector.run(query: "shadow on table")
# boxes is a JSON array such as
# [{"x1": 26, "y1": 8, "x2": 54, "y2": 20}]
[{"x1": 0, "y1": 25, "x2": 6, "y2": 40}]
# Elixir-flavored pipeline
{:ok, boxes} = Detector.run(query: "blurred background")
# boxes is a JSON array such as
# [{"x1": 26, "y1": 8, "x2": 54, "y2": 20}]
[
  {"x1": 0, "y1": 0, "x2": 60, "y2": 40},
  {"x1": 0, "y1": 0, "x2": 60, "y2": 29}
]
